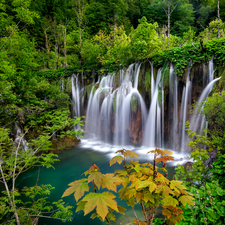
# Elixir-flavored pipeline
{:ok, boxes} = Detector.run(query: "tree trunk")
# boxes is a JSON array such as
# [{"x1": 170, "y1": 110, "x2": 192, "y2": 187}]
[
  {"x1": 218, "y1": 1, "x2": 220, "y2": 38},
  {"x1": 62, "y1": 22, "x2": 67, "y2": 69}
]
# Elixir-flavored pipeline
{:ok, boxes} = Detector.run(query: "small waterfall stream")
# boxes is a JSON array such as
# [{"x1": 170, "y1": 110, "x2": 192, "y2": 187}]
[{"x1": 71, "y1": 59, "x2": 221, "y2": 152}]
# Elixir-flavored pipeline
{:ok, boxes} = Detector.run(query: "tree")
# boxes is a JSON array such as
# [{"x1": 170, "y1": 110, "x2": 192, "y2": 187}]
[
  {"x1": 63, "y1": 149, "x2": 194, "y2": 225},
  {"x1": 0, "y1": 114, "x2": 83, "y2": 224}
]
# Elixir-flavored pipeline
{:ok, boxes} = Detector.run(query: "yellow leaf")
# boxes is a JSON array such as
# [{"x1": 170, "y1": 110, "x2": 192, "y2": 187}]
[
  {"x1": 149, "y1": 182, "x2": 157, "y2": 193},
  {"x1": 88, "y1": 171, "x2": 104, "y2": 189},
  {"x1": 101, "y1": 173, "x2": 123, "y2": 192},
  {"x1": 179, "y1": 195, "x2": 194, "y2": 206},
  {"x1": 136, "y1": 180, "x2": 151, "y2": 190},
  {"x1": 162, "y1": 150, "x2": 173, "y2": 155},
  {"x1": 162, "y1": 196, "x2": 178, "y2": 207},
  {"x1": 82, "y1": 192, "x2": 118, "y2": 220},
  {"x1": 155, "y1": 185, "x2": 174, "y2": 197},
  {"x1": 110, "y1": 156, "x2": 124, "y2": 166},
  {"x1": 62, "y1": 179, "x2": 89, "y2": 201}
]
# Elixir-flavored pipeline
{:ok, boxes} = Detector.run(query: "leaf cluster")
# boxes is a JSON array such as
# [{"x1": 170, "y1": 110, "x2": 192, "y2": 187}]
[{"x1": 63, "y1": 148, "x2": 194, "y2": 224}]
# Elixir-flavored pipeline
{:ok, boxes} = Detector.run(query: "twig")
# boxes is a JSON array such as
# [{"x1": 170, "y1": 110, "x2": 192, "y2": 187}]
[
  {"x1": 0, "y1": 21, "x2": 20, "y2": 51},
  {"x1": 132, "y1": 207, "x2": 141, "y2": 225}
]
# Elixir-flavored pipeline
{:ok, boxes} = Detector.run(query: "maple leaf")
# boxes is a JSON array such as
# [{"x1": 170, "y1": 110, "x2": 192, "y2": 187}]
[
  {"x1": 155, "y1": 156, "x2": 174, "y2": 163},
  {"x1": 179, "y1": 195, "x2": 194, "y2": 206},
  {"x1": 155, "y1": 185, "x2": 174, "y2": 197},
  {"x1": 123, "y1": 150, "x2": 139, "y2": 159},
  {"x1": 62, "y1": 178, "x2": 89, "y2": 201},
  {"x1": 155, "y1": 176, "x2": 170, "y2": 184},
  {"x1": 143, "y1": 192, "x2": 155, "y2": 203},
  {"x1": 149, "y1": 181, "x2": 157, "y2": 193},
  {"x1": 76, "y1": 200, "x2": 86, "y2": 212},
  {"x1": 136, "y1": 192, "x2": 144, "y2": 203},
  {"x1": 162, "y1": 150, "x2": 173, "y2": 155},
  {"x1": 88, "y1": 171, "x2": 104, "y2": 189},
  {"x1": 140, "y1": 167, "x2": 153, "y2": 176},
  {"x1": 110, "y1": 156, "x2": 124, "y2": 166},
  {"x1": 101, "y1": 173, "x2": 123, "y2": 192},
  {"x1": 170, "y1": 180, "x2": 187, "y2": 195},
  {"x1": 162, "y1": 208, "x2": 172, "y2": 218},
  {"x1": 114, "y1": 169, "x2": 128, "y2": 176},
  {"x1": 82, "y1": 192, "x2": 118, "y2": 220},
  {"x1": 125, "y1": 188, "x2": 137, "y2": 198},
  {"x1": 161, "y1": 196, "x2": 179, "y2": 207},
  {"x1": 136, "y1": 180, "x2": 151, "y2": 190},
  {"x1": 117, "y1": 205, "x2": 126, "y2": 214}
]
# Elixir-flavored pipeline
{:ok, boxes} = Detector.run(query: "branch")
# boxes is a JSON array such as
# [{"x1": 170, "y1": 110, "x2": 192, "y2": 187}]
[
  {"x1": 192, "y1": 42, "x2": 199, "y2": 52},
  {"x1": 182, "y1": 47, "x2": 197, "y2": 54},
  {"x1": 170, "y1": 0, "x2": 180, "y2": 15},
  {"x1": 0, "y1": 21, "x2": 20, "y2": 51}
]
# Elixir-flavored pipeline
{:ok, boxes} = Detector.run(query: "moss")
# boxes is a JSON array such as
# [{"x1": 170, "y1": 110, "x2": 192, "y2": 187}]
[
  {"x1": 218, "y1": 65, "x2": 225, "y2": 90},
  {"x1": 131, "y1": 95, "x2": 138, "y2": 113},
  {"x1": 113, "y1": 92, "x2": 117, "y2": 113},
  {"x1": 144, "y1": 69, "x2": 151, "y2": 98},
  {"x1": 51, "y1": 136, "x2": 80, "y2": 153}
]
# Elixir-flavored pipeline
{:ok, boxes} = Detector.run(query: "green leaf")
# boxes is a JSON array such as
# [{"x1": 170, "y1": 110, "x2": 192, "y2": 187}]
[{"x1": 82, "y1": 192, "x2": 118, "y2": 220}]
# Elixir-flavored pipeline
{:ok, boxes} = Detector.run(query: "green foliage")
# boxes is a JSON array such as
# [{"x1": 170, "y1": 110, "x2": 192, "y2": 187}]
[
  {"x1": 177, "y1": 180, "x2": 225, "y2": 225},
  {"x1": 203, "y1": 91, "x2": 225, "y2": 154},
  {"x1": 0, "y1": 114, "x2": 83, "y2": 224},
  {"x1": 175, "y1": 125, "x2": 212, "y2": 186},
  {"x1": 63, "y1": 148, "x2": 194, "y2": 224},
  {"x1": 210, "y1": 155, "x2": 225, "y2": 188}
]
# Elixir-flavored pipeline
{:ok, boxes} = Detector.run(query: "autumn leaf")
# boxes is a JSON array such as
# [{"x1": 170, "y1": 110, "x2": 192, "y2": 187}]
[
  {"x1": 117, "y1": 205, "x2": 126, "y2": 214},
  {"x1": 155, "y1": 185, "x2": 174, "y2": 197},
  {"x1": 124, "y1": 150, "x2": 139, "y2": 159},
  {"x1": 136, "y1": 180, "x2": 151, "y2": 190},
  {"x1": 179, "y1": 195, "x2": 194, "y2": 206},
  {"x1": 82, "y1": 192, "x2": 118, "y2": 220},
  {"x1": 101, "y1": 173, "x2": 123, "y2": 192},
  {"x1": 149, "y1": 181, "x2": 157, "y2": 193},
  {"x1": 110, "y1": 156, "x2": 124, "y2": 166},
  {"x1": 88, "y1": 171, "x2": 104, "y2": 189},
  {"x1": 143, "y1": 192, "x2": 155, "y2": 203},
  {"x1": 162, "y1": 150, "x2": 174, "y2": 155},
  {"x1": 62, "y1": 178, "x2": 89, "y2": 201},
  {"x1": 136, "y1": 192, "x2": 144, "y2": 203},
  {"x1": 76, "y1": 200, "x2": 86, "y2": 212},
  {"x1": 161, "y1": 196, "x2": 179, "y2": 207},
  {"x1": 170, "y1": 180, "x2": 187, "y2": 195}
]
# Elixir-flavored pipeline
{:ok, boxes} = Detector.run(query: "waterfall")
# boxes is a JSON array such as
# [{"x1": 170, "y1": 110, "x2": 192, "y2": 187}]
[
  {"x1": 74, "y1": 59, "x2": 221, "y2": 153},
  {"x1": 180, "y1": 66, "x2": 192, "y2": 152},
  {"x1": 14, "y1": 123, "x2": 28, "y2": 150},
  {"x1": 71, "y1": 74, "x2": 81, "y2": 129},
  {"x1": 84, "y1": 63, "x2": 147, "y2": 145},
  {"x1": 143, "y1": 68, "x2": 162, "y2": 148}
]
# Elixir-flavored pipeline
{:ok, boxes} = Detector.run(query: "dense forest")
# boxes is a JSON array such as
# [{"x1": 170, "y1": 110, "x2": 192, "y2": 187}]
[{"x1": 1, "y1": 0, "x2": 225, "y2": 224}]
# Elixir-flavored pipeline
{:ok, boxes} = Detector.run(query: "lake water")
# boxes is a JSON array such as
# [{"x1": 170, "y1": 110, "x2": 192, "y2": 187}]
[{"x1": 17, "y1": 140, "x2": 190, "y2": 225}]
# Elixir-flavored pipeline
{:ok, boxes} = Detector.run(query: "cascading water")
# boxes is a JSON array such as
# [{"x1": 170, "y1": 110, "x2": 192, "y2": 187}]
[
  {"x1": 14, "y1": 123, "x2": 28, "y2": 150},
  {"x1": 84, "y1": 63, "x2": 147, "y2": 145},
  {"x1": 71, "y1": 74, "x2": 81, "y2": 129},
  {"x1": 71, "y1": 59, "x2": 221, "y2": 154},
  {"x1": 143, "y1": 67, "x2": 163, "y2": 148}
]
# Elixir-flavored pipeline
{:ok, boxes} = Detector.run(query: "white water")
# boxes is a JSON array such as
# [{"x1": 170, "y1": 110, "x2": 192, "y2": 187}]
[
  {"x1": 14, "y1": 123, "x2": 28, "y2": 150},
  {"x1": 71, "y1": 59, "x2": 220, "y2": 155}
]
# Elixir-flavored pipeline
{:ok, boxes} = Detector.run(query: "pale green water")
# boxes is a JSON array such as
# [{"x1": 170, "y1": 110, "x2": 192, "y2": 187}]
[{"x1": 16, "y1": 141, "x2": 181, "y2": 225}]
